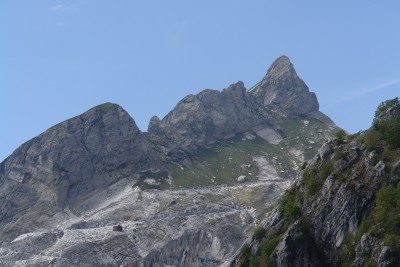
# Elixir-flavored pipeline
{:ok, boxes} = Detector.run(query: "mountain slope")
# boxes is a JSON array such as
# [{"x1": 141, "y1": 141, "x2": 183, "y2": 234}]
[
  {"x1": 0, "y1": 56, "x2": 337, "y2": 267},
  {"x1": 232, "y1": 98, "x2": 400, "y2": 267},
  {"x1": 0, "y1": 103, "x2": 161, "y2": 242}
]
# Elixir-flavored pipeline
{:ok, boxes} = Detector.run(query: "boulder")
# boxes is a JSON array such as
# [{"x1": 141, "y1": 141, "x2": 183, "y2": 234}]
[{"x1": 237, "y1": 175, "x2": 247, "y2": 183}]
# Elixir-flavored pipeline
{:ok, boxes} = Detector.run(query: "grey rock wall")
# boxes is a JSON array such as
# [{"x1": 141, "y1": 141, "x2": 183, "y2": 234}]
[
  {"x1": 250, "y1": 56, "x2": 319, "y2": 117},
  {"x1": 0, "y1": 103, "x2": 161, "y2": 242}
]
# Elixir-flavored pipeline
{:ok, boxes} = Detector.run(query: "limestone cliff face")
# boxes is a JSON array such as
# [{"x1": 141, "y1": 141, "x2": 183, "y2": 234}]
[{"x1": 0, "y1": 103, "x2": 161, "y2": 242}]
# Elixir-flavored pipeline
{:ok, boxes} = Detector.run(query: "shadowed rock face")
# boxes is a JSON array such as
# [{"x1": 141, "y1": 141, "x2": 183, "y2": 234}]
[
  {"x1": 0, "y1": 103, "x2": 161, "y2": 242},
  {"x1": 250, "y1": 56, "x2": 319, "y2": 117}
]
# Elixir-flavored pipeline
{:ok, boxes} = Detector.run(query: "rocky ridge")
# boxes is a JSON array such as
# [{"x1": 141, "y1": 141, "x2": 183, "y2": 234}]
[
  {"x1": 148, "y1": 81, "x2": 277, "y2": 154},
  {"x1": 0, "y1": 104, "x2": 161, "y2": 242},
  {"x1": 0, "y1": 56, "x2": 337, "y2": 266},
  {"x1": 232, "y1": 99, "x2": 400, "y2": 267}
]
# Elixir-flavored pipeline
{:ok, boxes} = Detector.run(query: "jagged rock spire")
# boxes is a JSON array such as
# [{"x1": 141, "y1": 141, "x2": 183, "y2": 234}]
[
  {"x1": 261, "y1": 55, "x2": 298, "y2": 83},
  {"x1": 250, "y1": 55, "x2": 319, "y2": 117}
]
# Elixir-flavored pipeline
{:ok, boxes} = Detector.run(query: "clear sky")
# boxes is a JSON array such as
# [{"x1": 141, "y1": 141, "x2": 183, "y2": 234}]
[{"x1": 1, "y1": 1, "x2": 400, "y2": 162}]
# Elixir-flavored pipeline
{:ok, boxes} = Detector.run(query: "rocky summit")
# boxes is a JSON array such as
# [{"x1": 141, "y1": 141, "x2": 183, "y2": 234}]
[
  {"x1": 0, "y1": 56, "x2": 337, "y2": 266},
  {"x1": 250, "y1": 56, "x2": 333, "y2": 125},
  {"x1": 250, "y1": 56, "x2": 319, "y2": 116}
]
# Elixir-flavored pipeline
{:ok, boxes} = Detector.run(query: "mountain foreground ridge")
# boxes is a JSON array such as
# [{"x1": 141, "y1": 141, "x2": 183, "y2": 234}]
[
  {"x1": 232, "y1": 98, "x2": 400, "y2": 267},
  {"x1": 0, "y1": 56, "x2": 337, "y2": 266}
]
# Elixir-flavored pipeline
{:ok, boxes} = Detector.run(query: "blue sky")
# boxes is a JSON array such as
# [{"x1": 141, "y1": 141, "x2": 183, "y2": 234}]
[{"x1": 1, "y1": 1, "x2": 400, "y2": 161}]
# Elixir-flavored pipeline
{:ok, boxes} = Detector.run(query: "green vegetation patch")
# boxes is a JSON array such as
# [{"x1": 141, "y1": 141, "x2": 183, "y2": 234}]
[
  {"x1": 345, "y1": 182, "x2": 400, "y2": 265},
  {"x1": 278, "y1": 116, "x2": 337, "y2": 160},
  {"x1": 168, "y1": 133, "x2": 298, "y2": 188},
  {"x1": 302, "y1": 171, "x2": 320, "y2": 196},
  {"x1": 349, "y1": 181, "x2": 400, "y2": 266},
  {"x1": 281, "y1": 191, "x2": 300, "y2": 222},
  {"x1": 245, "y1": 217, "x2": 313, "y2": 267},
  {"x1": 338, "y1": 231, "x2": 356, "y2": 267},
  {"x1": 373, "y1": 183, "x2": 400, "y2": 240},
  {"x1": 243, "y1": 226, "x2": 284, "y2": 267},
  {"x1": 168, "y1": 134, "x2": 264, "y2": 187},
  {"x1": 362, "y1": 129, "x2": 384, "y2": 152},
  {"x1": 374, "y1": 97, "x2": 399, "y2": 122},
  {"x1": 334, "y1": 150, "x2": 345, "y2": 160},
  {"x1": 320, "y1": 160, "x2": 333, "y2": 179},
  {"x1": 335, "y1": 129, "x2": 347, "y2": 145},
  {"x1": 242, "y1": 191, "x2": 304, "y2": 267},
  {"x1": 301, "y1": 160, "x2": 333, "y2": 197},
  {"x1": 239, "y1": 243, "x2": 252, "y2": 267},
  {"x1": 371, "y1": 97, "x2": 400, "y2": 149},
  {"x1": 253, "y1": 226, "x2": 267, "y2": 241},
  {"x1": 376, "y1": 115, "x2": 400, "y2": 149}
]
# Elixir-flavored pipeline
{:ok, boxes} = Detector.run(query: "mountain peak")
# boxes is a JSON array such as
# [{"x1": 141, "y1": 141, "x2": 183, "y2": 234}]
[
  {"x1": 250, "y1": 56, "x2": 320, "y2": 117},
  {"x1": 89, "y1": 102, "x2": 122, "y2": 116},
  {"x1": 269, "y1": 55, "x2": 292, "y2": 68},
  {"x1": 262, "y1": 55, "x2": 297, "y2": 82}
]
